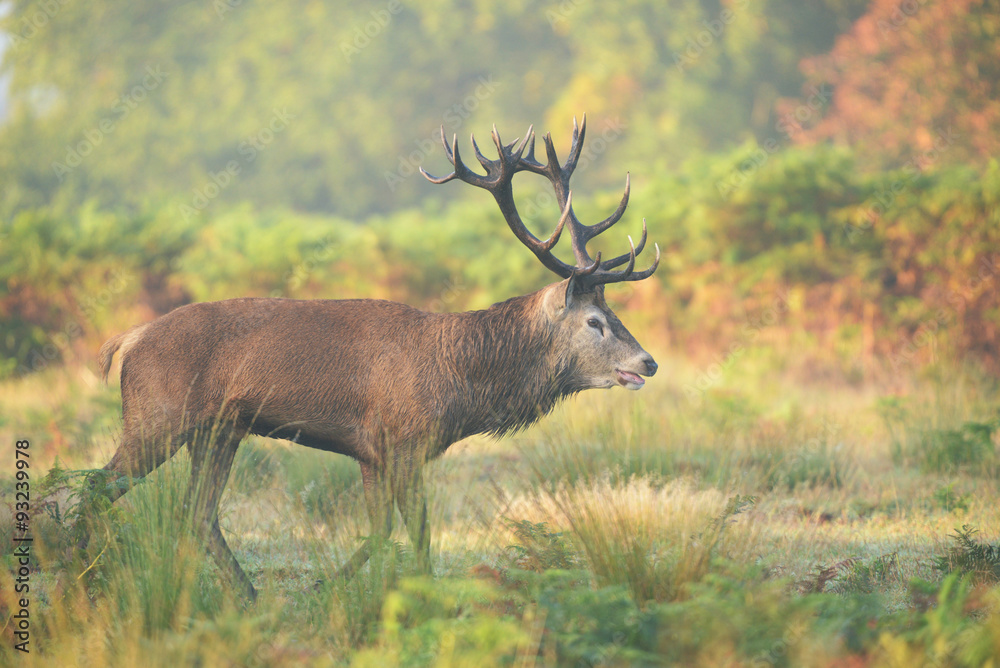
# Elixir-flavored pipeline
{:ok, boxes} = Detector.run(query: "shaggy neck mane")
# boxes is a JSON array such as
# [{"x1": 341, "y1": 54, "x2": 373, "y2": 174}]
[{"x1": 436, "y1": 292, "x2": 581, "y2": 441}]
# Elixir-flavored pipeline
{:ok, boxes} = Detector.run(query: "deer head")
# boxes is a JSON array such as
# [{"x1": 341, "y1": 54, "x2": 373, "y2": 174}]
[{"x1": 422, "y1": 116, "x2": 659, "y2": 390}]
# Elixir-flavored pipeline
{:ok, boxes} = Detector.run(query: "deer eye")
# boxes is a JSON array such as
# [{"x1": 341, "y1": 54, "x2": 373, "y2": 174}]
[{"x1": 587, "y1": 317, "x2": 604, "y2": 334}]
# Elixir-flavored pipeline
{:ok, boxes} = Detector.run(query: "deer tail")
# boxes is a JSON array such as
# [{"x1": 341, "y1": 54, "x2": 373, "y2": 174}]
[{"x1": 98, "y1": 324, "x2": 149, "y2": 383}]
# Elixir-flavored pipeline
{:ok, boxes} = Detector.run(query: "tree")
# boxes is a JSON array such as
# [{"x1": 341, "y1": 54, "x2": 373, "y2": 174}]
[
  {"x1": 0, "y1": 0, "x2": 867, "y2": 218},
  {"x1": 787, "y1": 0, "x2": 1000, "y2": 168}
]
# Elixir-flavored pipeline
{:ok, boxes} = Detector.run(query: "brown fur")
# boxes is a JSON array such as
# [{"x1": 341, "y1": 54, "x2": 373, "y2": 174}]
[
  {"x1": 85, "y1": 279, "x2": 655, "y2": 601},
  {"x1": 112, "y1": 293, "x2": 570, "y2": 461}
]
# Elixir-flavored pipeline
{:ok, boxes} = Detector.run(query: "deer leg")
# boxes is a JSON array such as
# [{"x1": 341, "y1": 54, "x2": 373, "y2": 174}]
[
  {"x1": 394, "y1": 465, "x2": 431, "y2": 574},
  {"x1": 208, "y1": 517, "x2": 257, "y2": 602},
  {"x1": 335, "y1": 461, "x2": 394, "y2": 580},
  {"x1": 77, "y1": 425, "x2": 188, "y2": 551},
  {"x1": 186, "y1": 424, "x2": 255, "y2": 601}
]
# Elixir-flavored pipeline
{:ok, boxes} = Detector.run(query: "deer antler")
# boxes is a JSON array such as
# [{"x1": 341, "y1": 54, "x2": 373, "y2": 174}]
[{"x1": 420, "y1": 115, "x2": 659, "y2": 289}]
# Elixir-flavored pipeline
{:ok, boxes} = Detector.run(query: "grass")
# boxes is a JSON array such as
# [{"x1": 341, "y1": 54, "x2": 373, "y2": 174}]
[{"x1": 1, "y1": 356, "x2": 999, "y2": 665}]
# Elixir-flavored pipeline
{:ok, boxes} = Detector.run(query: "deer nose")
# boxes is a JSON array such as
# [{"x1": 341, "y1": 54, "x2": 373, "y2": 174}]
[{"x1": 644, "y1": 357, "x2": 658, "y2": 376}]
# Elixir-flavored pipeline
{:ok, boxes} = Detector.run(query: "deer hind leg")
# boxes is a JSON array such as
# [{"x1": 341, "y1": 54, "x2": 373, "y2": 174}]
[
  {"x1": 78, "y1": 421, "x2": 189, "y2": 550},
  {"x1": 335, "y1": 461, "x2": 395, "y2": 580},
  {"x1": 207, "y1": 517, "x2": 256, "y2": 602},
  {"x1": 94, "y1": 421, "x2": 189, "y2": 500},
  {"x1": 186, "y1": 420, "x2": 256, "y2": 601}
]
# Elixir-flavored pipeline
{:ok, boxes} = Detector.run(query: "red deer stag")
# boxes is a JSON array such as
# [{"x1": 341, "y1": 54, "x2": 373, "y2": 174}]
[{"x1": 85, "y1": 117, "x2": 659, "y2": 601}]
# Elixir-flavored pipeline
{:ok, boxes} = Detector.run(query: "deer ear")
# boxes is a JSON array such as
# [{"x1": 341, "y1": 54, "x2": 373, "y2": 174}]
[
  {"x1": 564, "y1": 273, "x2": 578, "y2": 308},
  {"x1": 543, "y1": 276, "x2": 577, "y2": 318}
]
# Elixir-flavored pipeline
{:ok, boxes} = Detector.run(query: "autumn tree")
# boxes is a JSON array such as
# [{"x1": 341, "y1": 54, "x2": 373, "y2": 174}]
[{"x1": 787, "y1": 0, "x2": 1000, "y2": 168}]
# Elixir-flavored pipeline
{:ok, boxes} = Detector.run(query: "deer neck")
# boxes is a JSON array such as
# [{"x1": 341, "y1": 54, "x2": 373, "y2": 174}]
[{"x1": 438, "y1": 293, "x2": 578, "y2": 442}]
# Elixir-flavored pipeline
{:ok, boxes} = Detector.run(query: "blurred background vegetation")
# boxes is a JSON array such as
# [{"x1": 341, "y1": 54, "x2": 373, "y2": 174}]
[
  {"x1": 3, "y1": 3, "x2": 1000, "y2": 665},
  {"x1": 1, "y1": 0, "x2": 998, "y2": 382}
]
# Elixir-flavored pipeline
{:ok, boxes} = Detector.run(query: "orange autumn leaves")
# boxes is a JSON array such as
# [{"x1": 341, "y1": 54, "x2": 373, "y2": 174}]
[{"x1": 786, "y1": 0, "x2": 1000, "y2": 169}]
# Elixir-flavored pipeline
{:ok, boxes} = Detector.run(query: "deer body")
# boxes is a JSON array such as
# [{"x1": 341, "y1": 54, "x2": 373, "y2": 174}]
[
  {"x1": 87, "y1": 118, "x2": 659, "y2": 600},
  {"x1": 104, "y1": 287, "x2": 627, "y2": 464}
]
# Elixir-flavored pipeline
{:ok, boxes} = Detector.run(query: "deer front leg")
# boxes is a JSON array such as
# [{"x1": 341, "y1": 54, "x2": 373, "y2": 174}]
[
  {"x1": 394, "y1": 464, "x2": 431, "y2": 575},
  {"x1": 336, "y1": 461, "x2": 394, "y2": 580}
]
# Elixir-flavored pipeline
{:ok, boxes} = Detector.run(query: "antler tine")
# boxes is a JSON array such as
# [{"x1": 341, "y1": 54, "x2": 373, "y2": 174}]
[
  {"x1": 574, "y1": 251, "x2": 602, "y2": 276},
  {"x1": 512, "y1": 125, "x2": 534, "y2": 163},
  {"x1": 516, "y1": 125, "x2": 536, "y2": 162},
  {"x1": 591, "y1": 234, "x2": 637, "y2": 285},
  {"x1": 584, "y1": 172, "x2": 631, "y2": 242},
  {"x1": 491, "y1": 124, "x2": 505, "y2": 160},
  {"x1": 471, "y1": 133, "x2": 491, "y2": 170},
  {"x1": 439, "y1": 126, "x2": 453, "y2": 161},
  {"x1": 524, "y1": 132, "x2": 537, "y2": 163},
  {"x1": 538, "y1": 192, "x2": 572, "y2": 252},
  {"x1": 419, "y1": 167, "x2": 457, "y2": 184},
  {"x1": 621, "y1": 235, "x2": 638, "y2": 279},
  {"x1": 420, "y1": 130, "x2": 491, "y2": 188},
  {"x1": 542, "y1": 132, "x2": 562, "y2": 181},
  {"x1": 450, "y1": 134, "x2": 477, "y2": 182},
  {"x1": 627, "y1": 242, "x2": 660, "y2": 281},
  {"x1": 594, "y1": 242, "x2": 660, "y2": 285},
  {"x1": 419, "y1": 128, "x2": 456, "y2": 183},
  {"x1": 564, "y1": 114, "x2": 587, "y2": 177},
  {"x1": 422, "y1": 123, "x2": 579, "y2": 278},
  {"x1": 602, "y1": 215, "x2": 647, "y2": 270}
]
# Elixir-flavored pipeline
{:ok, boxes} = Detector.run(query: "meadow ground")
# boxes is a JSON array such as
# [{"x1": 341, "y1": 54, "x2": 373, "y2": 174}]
[{"x1": 1, "y1": 351, "x2": 999, "y2": 666}]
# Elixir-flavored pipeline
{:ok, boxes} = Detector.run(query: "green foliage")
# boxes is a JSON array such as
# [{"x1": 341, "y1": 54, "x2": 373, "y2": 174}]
[
  {"x1": 4, "y1": 147, "x2": 1000, "y2": 379},
  {"x1": 331, "y1": 538, "x2": 409, "y2": 648},
  {"x1": 932, "y1": 482, "x2": 971, "y2": 513},
  {"x1": 917, "y1": 421, "x2": 999, "y2": 473},
  {"x1": 88, "y1": 460, "x2": 231, "y2": 634},
  {"x1": 533, "y1": 574, "x2": 659, "y2": 666},
  {"x1": 877, "y1": 574, "x2": 996, "y2": 667},
  {"x1": 503, "y1": 519, "x2": 577, "y2": 572},
  {"x1": 353, "y1": 576, "x2": 526, "y2": 667},
  {"x1": 35, "y1": 463, "x2": 128, "y2": 552},
  {"x1": 0, "y1": 0, "x2": 867, "y2": 217},
  {"x1": 0, "y1": 203, "x2": 195, "y2": 375},
  {"x1": 898, "y1": 416, "x2": 1000, "y2": 475},
  {"x1": 833, "y1": 553, "x2": 901, "y2": 596},
  {"x1": 771, "y1": 443, "x2": 843, "y2": 491},
  {"x1": 530, "y1": 564, "x2": 884, "y2": 667},
  {"x1": 879, "y1": 385, "x2": 1000, "y2": 475},
  {"x1": 934, "y1": 525, "x2": 1000, "y2": 586}
]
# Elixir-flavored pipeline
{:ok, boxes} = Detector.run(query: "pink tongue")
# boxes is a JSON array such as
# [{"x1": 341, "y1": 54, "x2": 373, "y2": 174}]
[{"x1": 619, "y1": 370, "x2": 644, "y2": 385}]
